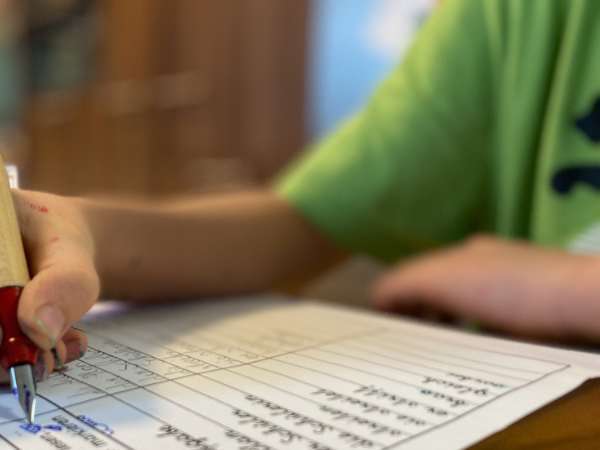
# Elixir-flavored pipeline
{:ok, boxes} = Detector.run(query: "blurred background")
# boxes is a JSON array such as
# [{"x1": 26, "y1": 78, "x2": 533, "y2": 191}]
[
  {"x1": 0, "y1": 0, "x2": 433, "y2": 196},
  {"x1": 0, "y1": 0, "x2": 434, "y2": 302}
]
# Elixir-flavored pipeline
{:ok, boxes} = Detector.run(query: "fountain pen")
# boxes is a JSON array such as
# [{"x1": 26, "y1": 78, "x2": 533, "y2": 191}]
[{"x1": 0, "y1": 156, "x2": 38, "y2": 423}]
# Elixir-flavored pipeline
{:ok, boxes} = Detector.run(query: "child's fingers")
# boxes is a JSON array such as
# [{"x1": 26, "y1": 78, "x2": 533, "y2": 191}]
[
  {"x1": 0, "y1": 327, "x2": 86, "y2": 385},
  {"x1": 370, "y1": 247, "x2": 478, "y2": 319},
  {"x1": 371, "y1": 259, "x2": 440, "y2": 311},
  {"x1": 51, "y1": 340, "x2": 68, "y2": 372},
  {"x1": 17, "y1": 263, "x2": 99, "y2": 351},
  {"x1": 0, "y1": 349, "x2": 55, "y2": 384},
  {"x1": 63, "y1": 328, "x2": 88, "y2": 362}
]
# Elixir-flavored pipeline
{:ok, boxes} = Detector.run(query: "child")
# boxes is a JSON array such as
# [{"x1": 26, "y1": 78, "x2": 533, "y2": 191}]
[{"x1": 4, "y1": 0, "x2": 600, "y2": 381}]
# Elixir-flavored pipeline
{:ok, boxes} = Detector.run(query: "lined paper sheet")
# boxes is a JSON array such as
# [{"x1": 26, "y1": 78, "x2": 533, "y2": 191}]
[{"x1": 1, "y1": 296, "x2": 600, "y2": 450}]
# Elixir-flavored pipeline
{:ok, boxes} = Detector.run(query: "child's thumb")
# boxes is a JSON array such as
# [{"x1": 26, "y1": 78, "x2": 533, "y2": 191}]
[{"x1": 17, "y1": 262, "x2": 99, "y2": 351}]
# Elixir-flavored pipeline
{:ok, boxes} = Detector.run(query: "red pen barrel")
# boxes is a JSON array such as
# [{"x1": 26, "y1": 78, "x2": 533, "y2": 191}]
[{"x1": 0, "y1": 286, "x2": 38, "y2": 370}]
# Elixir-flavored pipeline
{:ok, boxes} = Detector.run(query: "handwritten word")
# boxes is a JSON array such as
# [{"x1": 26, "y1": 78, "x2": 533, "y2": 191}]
[
  {"x1": 419, "y1": 390, "x2": 468, "y2": 408},
  {"x1": 422, "y1": 376, "x2": 492, "y2": 397},
  {"x1": 40, "y1": 432, "x2": 70, "y2": 450},
  {"x1": 232, "y1": 409, "x2": 305, "y2": 445},
  {"x1": 157, "y1": 424, "x2": 217, "y2": 450},
  {"x1": 77, "y1": 415, "x2": 114, "y2": 435},
  {"x1": 52, "y1": 415, "x2": 107, "y2": 447},
  {"x1": 20, "y1": 424, "x2": 41, "y2": 434},
  {"x1": 224, "y1": 428, "x2": 273, "y2": 450},
  {"x1": 232, "y1": 410, "x2": 334, "y2": 449},
  {"x1": 19, "y1": 423, "x2": 64, "y2": 434},
  {"x1": 334, "y1": 431, "x2": 375, "y2": 449},
  {"x1": 447, "y1": 373, "x2": 509, "y2": 389},
  {"x1": 354, "y1": 386, "x2": 419, "y2": 409},
  {"x1": 354, "y1": 386, "x2": 450, "y2": 416},
  {"x1": 318, "y1": 404, "x2": 415, "y2": 435},
  {"x1": 313, "y1": 388, "x2": 393, "y2": 416},
  {"x1": 244, "y1": 394, "x2": 375, "y2": 448},
  {"x1": 245, "y1": 394, "x2": 333, "y2": 433}
]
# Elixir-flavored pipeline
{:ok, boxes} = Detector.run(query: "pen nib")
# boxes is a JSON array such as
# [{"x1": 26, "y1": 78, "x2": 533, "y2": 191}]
[{"x1": 9, "y1": 364, "x2": 37, "y2": 424}]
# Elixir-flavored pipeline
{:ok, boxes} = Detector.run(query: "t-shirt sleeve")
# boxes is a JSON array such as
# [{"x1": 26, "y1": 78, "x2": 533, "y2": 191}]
[{"x1": 275, "y1": 0, "x2": 495, "y2": 262}]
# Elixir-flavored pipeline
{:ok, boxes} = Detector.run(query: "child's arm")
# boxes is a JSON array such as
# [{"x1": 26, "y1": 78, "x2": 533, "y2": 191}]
[{"x1": 80, "y1": 190, "x2": 339, "y2": 302}]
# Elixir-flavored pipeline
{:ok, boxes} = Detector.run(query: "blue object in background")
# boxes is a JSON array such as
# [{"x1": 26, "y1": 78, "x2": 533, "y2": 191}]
[{"x1": 308, "y1": 0, "x2": 433, "y2": 139}]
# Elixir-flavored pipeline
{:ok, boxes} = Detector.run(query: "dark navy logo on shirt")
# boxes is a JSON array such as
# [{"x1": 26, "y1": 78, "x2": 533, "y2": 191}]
[
  {"x1": 575, "y1": 97, "x2": 600, "y2": 143},
  {"x1": 552, "y1": 166, "x2": 600, "y2": 195},
  {"x1": 551, "y1": 97, "x2": 600, "y2": 195}
]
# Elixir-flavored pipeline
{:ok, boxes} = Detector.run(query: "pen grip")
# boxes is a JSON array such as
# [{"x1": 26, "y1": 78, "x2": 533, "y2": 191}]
[{"x1": 0, "y1": 286, "x2": 38, "y2": 370}]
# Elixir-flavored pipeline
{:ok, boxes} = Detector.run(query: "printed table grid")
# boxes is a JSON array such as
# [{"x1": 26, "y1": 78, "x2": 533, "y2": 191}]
[{"x1": 0, "y1": 302, "x2": 572, "y2": 450}]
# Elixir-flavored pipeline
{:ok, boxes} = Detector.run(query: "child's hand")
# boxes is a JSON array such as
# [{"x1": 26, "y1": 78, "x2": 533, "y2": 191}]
[
  {"x1": 0, "y1": 328, "x2": 88, "y2": 384},
  {"x1": 0, "y1": 190, "x2": 98, "y2": 381},
  {"x1": 372, "y1": 236, "x2": 600, "y2": 341}
]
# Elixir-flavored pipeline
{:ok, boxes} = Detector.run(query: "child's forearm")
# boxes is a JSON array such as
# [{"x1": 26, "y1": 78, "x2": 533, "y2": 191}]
[{"x1": 80, "y1": 190, "x2": 339, "y2": 302}]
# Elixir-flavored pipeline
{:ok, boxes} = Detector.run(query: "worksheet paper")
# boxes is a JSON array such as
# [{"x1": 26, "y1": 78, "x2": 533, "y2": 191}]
[{"x1": 1, "y1": 296, "x2": 600, "y2": 450}]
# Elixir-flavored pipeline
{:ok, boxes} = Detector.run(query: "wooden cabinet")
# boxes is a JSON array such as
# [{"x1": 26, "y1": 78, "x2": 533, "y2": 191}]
[{"x1": 24, "y1": 0, "x2": 309, "y2": 197}]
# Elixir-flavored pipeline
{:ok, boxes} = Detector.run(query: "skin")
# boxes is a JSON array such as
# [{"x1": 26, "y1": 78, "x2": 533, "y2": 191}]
[
  {"x1": 82, "y1": 191, "x2": 340, "y2": 301},
  {"x1": 0, "y1": 190, "x2": 97, "y2": 383},
  {"x1": 4, "y1": 189, "x2": 600, "y2": 381},
  {"x1": 372, "y1": 236, "x2": 600, "y2": 342}
]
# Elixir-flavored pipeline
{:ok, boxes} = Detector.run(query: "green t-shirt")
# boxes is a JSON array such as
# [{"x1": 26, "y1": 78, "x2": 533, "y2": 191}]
[{"x1": 276, "y1": 0, "x2": 600, "y2": 262}]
